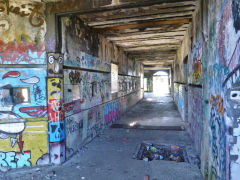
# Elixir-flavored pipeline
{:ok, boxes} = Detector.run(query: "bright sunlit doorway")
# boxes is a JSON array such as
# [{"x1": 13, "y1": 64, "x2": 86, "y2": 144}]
[{"x1": 153, "y1": 71, "x2": 170, "y2": 96}]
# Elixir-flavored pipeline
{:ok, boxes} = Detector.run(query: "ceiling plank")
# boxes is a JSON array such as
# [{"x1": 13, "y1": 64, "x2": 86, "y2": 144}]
[
  {"x1": 79, "y1": 3, "x2": 196, "y2": 22},
  {"x1": 123, "y1": 44, "x2": 180, "y2": 52},
  {"x1": 82, "y1": 6, "x2": 195, "y2": 26},
  {"x1": 94, "y1": 18, "x2": 190, "y2": 32},
  {"x1": 107, "y1": 32, "x2": 185, "y2": 41},
  {"x1": 102, "y1": 23, "x2": 189, "y2": 35},
  {"x1": 93, "y1": 16, "x2": 192, "y2": 28}
]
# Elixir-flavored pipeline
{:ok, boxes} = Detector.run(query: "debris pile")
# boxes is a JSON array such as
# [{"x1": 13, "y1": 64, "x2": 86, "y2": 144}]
[{"x1": 135, "y1": 143, "x2": 187, "y2": 162}]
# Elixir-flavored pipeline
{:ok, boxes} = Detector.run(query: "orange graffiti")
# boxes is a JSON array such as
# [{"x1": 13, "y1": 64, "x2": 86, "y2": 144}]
[
  {"x1": 193, "y1": 60, "x2": 202, "y2": 82},
  {"x1": 209, "y1": 94, "x2": 224, "y2": 116}
]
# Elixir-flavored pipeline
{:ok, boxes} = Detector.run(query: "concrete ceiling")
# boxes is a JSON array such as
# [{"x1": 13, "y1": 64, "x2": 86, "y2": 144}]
[{"x1": 71, "y1": 0, "x2": 199, "y2": 69}]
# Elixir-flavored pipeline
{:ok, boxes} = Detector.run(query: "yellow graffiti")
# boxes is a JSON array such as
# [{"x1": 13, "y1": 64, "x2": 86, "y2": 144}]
[
  {"x1": 0, "y1": 121, "x2": 48, "y2": 166},
  {"x1": 48, "y1": 78, "x2": 63, "y2": 100}
]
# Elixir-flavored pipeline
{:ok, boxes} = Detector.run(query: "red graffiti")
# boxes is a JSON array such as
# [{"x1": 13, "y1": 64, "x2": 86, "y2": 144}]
[
  {"x1": 19, "y1": 106, "x2": 47, "y2": 118},
  {"x1": 0, "y1": 40, "x2": 45, "y2": 64},
  {"x1": 17, "y1": 134, "x2": 24, "y2": 153},
  {"x1": 2, "y1": 71, "x2": 20, "y2": 79},
  {"x1": 48, "y1": 100, "x2": 64, "y2": 122}
]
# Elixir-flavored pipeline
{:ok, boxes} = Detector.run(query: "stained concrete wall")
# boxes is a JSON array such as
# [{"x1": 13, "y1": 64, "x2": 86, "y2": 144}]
[
  {"x1": 203, "y1": 0, "x2": 240, "y2": 179},
  {"x1": 173, "y1": 26, "x2": 192, "y2": 122},
  {"x1": 0, "y1": 1, "x2": 143, "y2": 169},
  {"x1": 0, "y1": 1, "x2": 49, "y2": 168},
  {"x1": 173, "y1": 0, "x2": 240, "y2": 179},
  {"x1": 55, "y1": 15, "x2": 144, "y2": 159}
]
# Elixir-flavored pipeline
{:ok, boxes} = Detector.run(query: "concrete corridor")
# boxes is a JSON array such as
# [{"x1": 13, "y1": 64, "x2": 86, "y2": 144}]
[{"x1": 2, "y1": 93, "x2": 202, "y2": 180}]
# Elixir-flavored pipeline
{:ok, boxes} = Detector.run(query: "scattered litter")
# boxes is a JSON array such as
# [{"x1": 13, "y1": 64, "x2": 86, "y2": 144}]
[
  {"x1": 135, "y1": 143, "x2": 188, "y2": 162},
  {"x1": 81, "y1": 177, "x2": 85, "y2": 179},
  {"x1": 76, "y1": 166, "x2": 81, "y2": 169}
]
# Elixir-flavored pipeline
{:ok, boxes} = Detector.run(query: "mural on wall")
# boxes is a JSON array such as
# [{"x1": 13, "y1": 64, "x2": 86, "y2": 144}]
[
  {"x1": 189, "y1": 37, "x2": 202, "y2": 85},
  {"x1": 204, "y1": 0, "x2": 240, "y2": 179},
  {"x1": 188, "y1": 87, "x2": 203, "y2": 156},
  {"x1": 65, "y1": 112, "x2": 83, "y2": 158},
  {"x1": 47, "y1": 77, "x2": 65, "y2": 164},
  {"x1": 207, "y1": 0, "x2": 240, "y2": 179},
  {"x1": 118, "y1": 75, "x2": 140, "y2": 97},
  {"x1": 104, "y1": 101, "x2": 119, "y2": 126},
  {"x1": 64, "y1": 52, "x2": 110, "y2": 72},
  {"x1": 0, "y1": 1, "x2": 46, "y2": 65},
  {"x1": 47, "y1": 53, "x2": 64, "y2": 77},
  {"x1": 64, "y1": 69, "x2": 111, "y2": 111},
  {"x1": 61, "y1": 16, "x2": 111, "y2": 72},
  {"x1": 47, "y1": 53, "x2": 66, "y2": 164},
  {"x1": 209, "y1": 94, "x2": 226, "y2": 180},
  {"x1": 0, "y1": 1, "x2": 44, "y2": 27},
  {"x1": 178, "y1": 85, "x2": 184, "y2": 117},
  {"x1": 83, "y1": 105, "x2": 105, "y2": 140},
  {"x1": 0, "y1": 68, "x2": 48, "y2": 168}
]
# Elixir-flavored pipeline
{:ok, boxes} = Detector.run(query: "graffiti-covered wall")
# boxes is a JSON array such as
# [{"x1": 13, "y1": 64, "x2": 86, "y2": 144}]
[
  {"x1": 0, "y1": 1, "x2": 49, "y2": 169},
  {"x1": 173, "y1": 0, "x2": 240, "y2": 179},
  {"x1": 58, "y1": 15, "x2": 143, "y2": 159},
  {"x1": 205, "y1": 0, "x2": 240, "y2": 179}
]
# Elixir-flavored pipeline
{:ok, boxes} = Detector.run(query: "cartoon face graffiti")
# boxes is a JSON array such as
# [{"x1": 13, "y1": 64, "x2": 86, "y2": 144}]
[{"x1": 47, "y1": 53, "x2": 63, "y2": 76}]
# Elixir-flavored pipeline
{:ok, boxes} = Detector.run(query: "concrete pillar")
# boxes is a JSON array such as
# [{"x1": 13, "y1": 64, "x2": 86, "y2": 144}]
[{"x1": 47, "y1": 53, "x2": 66, "y2": 164}]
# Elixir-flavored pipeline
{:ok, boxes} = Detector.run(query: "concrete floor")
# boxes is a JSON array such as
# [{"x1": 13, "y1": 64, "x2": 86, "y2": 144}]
[
  {"x1": 2, "y1": 93, "x2": 202, "y2": 180},
  {"x1": 113, "y1": 93, "x2": 185, "y2": 130}
]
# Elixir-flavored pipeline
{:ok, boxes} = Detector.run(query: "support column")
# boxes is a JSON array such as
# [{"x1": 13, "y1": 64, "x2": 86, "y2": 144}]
[{"x1": 47, "y1": 53, "x2": 65, "y2": 164}]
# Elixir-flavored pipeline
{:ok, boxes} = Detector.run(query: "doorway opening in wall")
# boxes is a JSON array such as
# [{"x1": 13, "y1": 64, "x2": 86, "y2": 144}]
[
  {"x1": 153, "y1": 71, "x2": 170, "y2": 96},
  {"x1": 144, "y1": 78, "x2": 148, "y2": 91}
]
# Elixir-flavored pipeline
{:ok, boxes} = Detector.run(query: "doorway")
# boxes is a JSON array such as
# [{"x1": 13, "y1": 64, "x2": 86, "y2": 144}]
[{"x1": 153, "y1": 71, "x2": 170, "y2": 96}]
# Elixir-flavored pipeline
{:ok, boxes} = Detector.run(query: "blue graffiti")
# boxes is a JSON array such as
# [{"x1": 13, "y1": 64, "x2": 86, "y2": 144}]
[{"x1": 49, "y1": 121, "x2": 65, "y2": 143}]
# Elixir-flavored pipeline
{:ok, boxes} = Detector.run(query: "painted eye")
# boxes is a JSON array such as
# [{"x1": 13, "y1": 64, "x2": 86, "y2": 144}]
[
  {"x1": 58, "y1": 56, "x2": 63, "y2": 64},
  {"x1": 48, "y1": 55, "x2": 55, "y2": 64}
]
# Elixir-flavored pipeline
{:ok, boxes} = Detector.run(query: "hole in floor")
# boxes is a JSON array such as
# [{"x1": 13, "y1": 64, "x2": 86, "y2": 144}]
[{"x1": 134, "y1": 143, "x2": 189, "y2": 163}]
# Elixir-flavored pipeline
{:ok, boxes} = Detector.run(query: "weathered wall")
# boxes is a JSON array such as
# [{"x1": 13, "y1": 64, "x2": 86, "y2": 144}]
[
  {"x1": 204, "y1": 0, "x2": 240, "y2": 179},
  {"x1": 0, "y1": 1, "x2": 144, "y2": 169},
  {"x1": 173, "y1": 0, "x2": 240, "y2": 179},
  {"x1": 58, "y1": 16, "x2": 143, "y2": 159},
  {"x1": 0, "y1": 1, "x2": 49, "y2": 168},
  {"x1": 173, "y1": 27, "x2": 191, "y2": 121}
]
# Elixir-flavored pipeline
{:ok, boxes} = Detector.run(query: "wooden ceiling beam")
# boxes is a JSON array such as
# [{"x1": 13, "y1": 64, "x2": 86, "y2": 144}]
[
  {"x1": 115, "y1": 39, "x2": 182, "y2": 47},
  {"x1": 84, "y1": 7, "x2": 195, "y2": 26},
  {"x1": 123, "y1": 45, "x2": 180, "y2": 52},
  {"x1": 109, "y1": 35, "x2": 184, "y2": 43},
  {"x1": 93, "y1": 16, "x2": 192, "y2": 29},
  {"x1": 94, "y1": 18, "x2": 190, "y2": 32},
  {"x1": 79, "y1": 4, "x2": 196, "y2": 23},
  {"x1": 106, "y1": 31, "x2": 186, "y2": 41},
  {"x1": 102, "y1": 23, "x2": 189, "y2": 35}
]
